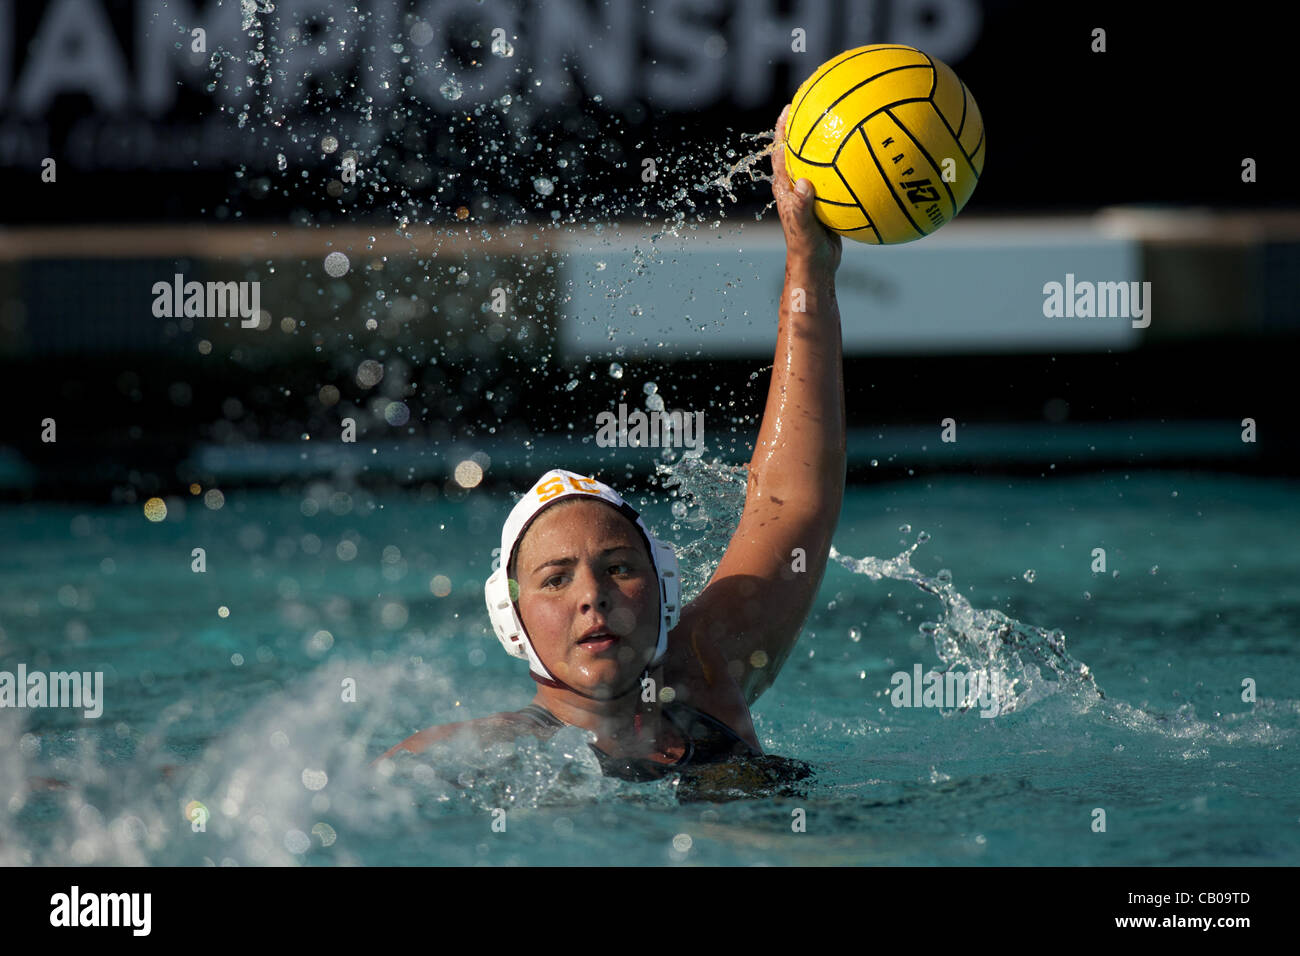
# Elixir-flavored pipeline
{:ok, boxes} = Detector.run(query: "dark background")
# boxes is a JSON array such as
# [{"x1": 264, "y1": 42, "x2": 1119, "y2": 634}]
[
  {"x1": 1, "y1": 0, "x2": 1288, "y2": 223},
  {"x1": 0, "y1": 0, "x2": 1295, "y2": 499}
]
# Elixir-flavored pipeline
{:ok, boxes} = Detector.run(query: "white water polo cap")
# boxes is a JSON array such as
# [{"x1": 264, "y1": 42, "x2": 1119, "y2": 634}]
[{"x1": 484, "y1": 469, "x2": 681, "y2": 682}]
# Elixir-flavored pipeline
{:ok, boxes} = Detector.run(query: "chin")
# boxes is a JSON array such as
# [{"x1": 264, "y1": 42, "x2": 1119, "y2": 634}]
[{"x1": 569, "y1": 659, "x2": 645, "y2": 698}]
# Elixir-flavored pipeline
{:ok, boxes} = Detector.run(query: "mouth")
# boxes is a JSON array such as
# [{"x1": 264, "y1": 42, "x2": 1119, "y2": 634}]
[{"x1": 576, "y1": 628, "x2": 619, "y2": 652}]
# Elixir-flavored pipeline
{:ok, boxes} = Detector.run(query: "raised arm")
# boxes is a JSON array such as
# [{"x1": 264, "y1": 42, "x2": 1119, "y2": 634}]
[{"x1": 674, "y1": 105, "x2": 846, "y2": 706}]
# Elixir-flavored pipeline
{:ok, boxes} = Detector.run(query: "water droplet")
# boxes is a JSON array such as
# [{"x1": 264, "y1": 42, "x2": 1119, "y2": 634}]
[
  {"x1": 323, "y1": 251, "x2": 350, "y2": 277},
  {"x1": 384, "y1": 402, "x2": 410, "y2": 426},
  {"x1": 533, "y1": 176, "x2": 554, "y2": 196},
  {"x1": 312, "y1": 822, "x2": 337, "y2": 847},
  {"x1": 564, "y1": 379, "x2": 580, "y2": 391},
  {"x1": 321, "y1": 135, "x2": 338, "y2": 154},
  {"x1": 936, "y1": 569, "x2": 953, "y2": 585},
  {"x1": 276, "y1": 153, "x2": 287, "y2": 171},
  {"x1": 671, "y1": 501, "x2": 687, "y2": 519},
  {"x1": 1023, "y1": 569, "x2": 1036, "y2": 583},
  {"x1": 491, "y1": 34, "x2": 514, "y2": 57},
  {"x1": 898, "y1": 524, "x2": 911, "y2": 534},
  {"x1": 1149, "y1": 565, "x2": 1159, "y2": 575},
  {"x1": 643, "y1": 382, "x2": 658, "y2": 395},
  {"x1": 410, "y1": 20, "x2": 434, "y2": 46},
  {"x1": 628, "y1": 304, "x2": 642, "y2": 316},
  {"x1": 440, "y1": 77, "x2": 463, "y2": 101},
  {"x1": 608, "y1": 362, "x2": 623, "y2": 380},
  {"x1": 916, "y1": 531, "x2": 930, "y2": 543},
  {"x1": 1083, "y1": 591, "x2": 1092, "y2": 600},
  {"x1": 646, "y1": 394, "x2": 664, "y2": 412},
  {"x1": 848, "y1": 627, "x2": 862, "y2": 643}
]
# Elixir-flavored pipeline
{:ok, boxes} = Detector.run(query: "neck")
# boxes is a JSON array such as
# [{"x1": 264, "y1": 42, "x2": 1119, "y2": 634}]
[{"x1": 532, "y1": 664, "x2": 665, "y2": 753}]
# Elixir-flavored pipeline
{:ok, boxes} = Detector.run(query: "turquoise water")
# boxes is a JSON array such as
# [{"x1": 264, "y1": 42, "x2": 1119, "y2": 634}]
[{"x1": 2, "y1": 466, "x2": 1297, "y2": 865}]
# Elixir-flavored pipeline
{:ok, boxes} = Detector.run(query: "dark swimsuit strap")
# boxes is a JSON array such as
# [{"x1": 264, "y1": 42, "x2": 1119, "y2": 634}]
[
  {"x1": 657, "y1": 704, "x2": 697, "y2": 765},
  {"x1": 667, "y1": 703, "x2": 761, "y2": 758},
  {"x1": 515, "y1": 703, "x2": 565, "y2": 730},
  {"x1": 514, "y1": 701, "x2": 754, "y2": 765}
]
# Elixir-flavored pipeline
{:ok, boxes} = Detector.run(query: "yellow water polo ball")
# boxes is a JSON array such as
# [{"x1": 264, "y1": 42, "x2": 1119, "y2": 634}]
[{"x1": 784, "y1": 43, "x2": 985, "y2": 244}]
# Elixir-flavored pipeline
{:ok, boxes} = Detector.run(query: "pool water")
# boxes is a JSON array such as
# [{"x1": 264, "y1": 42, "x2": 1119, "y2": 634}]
[{"x1": 1, "y1": 466, "x2": 1297, "y2": 865}]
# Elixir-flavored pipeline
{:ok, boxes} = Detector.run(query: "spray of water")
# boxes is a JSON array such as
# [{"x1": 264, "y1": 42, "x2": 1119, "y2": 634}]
[
  {"x1": 189, "y1": 5, "x2": 789, "y2": 452},
  {"x1": 830, "y1": 536, "x2": 1105, "y2": 718},
  {"x1": 0, "y1": 656, "x2": 675, "y2": 866},
  {"x1": 648, "y1": 453, "x2": 1105, "y2": 720}
]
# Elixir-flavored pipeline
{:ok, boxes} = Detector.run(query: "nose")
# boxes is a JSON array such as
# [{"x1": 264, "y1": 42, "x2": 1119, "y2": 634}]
[{"x1": 573, "y1": 561, "x2": 612, "y2": 614}]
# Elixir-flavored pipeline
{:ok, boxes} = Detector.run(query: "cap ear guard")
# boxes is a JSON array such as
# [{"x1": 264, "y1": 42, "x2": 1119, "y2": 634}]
[
  {"x1": 485, "y1": 566, "x2": 558, "y2": 679},
  {"x1": 651, "y1": 536, "x2": 681, "y2": 636}
]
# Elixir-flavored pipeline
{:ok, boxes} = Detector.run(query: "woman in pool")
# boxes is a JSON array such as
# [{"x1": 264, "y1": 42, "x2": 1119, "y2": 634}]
[{"x1": 380, "y1": 106, "x2": 844, "y2": 783}]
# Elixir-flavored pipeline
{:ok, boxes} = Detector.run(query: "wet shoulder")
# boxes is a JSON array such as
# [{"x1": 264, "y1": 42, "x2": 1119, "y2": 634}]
[{"x1": 383, "y1": 711, "x2": 555, "y2": 758}]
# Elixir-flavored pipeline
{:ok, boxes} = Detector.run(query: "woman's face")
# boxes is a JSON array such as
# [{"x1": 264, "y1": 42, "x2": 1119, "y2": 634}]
[{"x1": 512, "y1": 498, "x2": 660, "y2": 697}]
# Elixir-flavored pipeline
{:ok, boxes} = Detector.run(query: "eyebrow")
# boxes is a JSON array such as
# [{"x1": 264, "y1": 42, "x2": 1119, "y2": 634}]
[{"x1": 532, "y1": 545, "x2": 639, "y2": 575}]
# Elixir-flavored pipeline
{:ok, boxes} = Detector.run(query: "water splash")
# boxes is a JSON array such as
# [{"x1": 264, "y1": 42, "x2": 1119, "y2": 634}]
[
  {"x1": 707, "y1": 128, "x2": 778, "y2": 202},
  {"x1": 830, "y1": 537, "x2": 1105, "y2": 718},
  {"x1": 239, "y1": 0, "x2": 274, "y2": 34},
  {"x1": 649, "y1": 458, "x2": 1105, "y2": 722},
  {"x1": 0, "y1": 658, "x2": 674, "y2": 867},
  {"x1": 382, "y1": 725, "x2": 653, "y2": 811},
  {"x1": 439, "y1": 77, "x2": 463, "y2": 101},
  {"x1": 655, "y1": 456, "x2": 749, "y2": 603},
  {"x1": 191, "y1": 0, "x2": 804, "y2": 442}
]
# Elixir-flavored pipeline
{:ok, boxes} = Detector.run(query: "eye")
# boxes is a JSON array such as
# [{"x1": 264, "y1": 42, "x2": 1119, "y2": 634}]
[{"x1": 541, "y1": 573, "x2": 567, "y2": 589}]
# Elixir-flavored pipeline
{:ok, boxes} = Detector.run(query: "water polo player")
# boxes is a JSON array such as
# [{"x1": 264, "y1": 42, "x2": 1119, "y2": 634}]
[{"x1": 380, "y1": 106, "x2": 844, "y2": 785}]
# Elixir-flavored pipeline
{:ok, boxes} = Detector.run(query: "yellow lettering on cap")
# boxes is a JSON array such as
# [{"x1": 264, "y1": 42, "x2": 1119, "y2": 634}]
[
  {"x1": 567, "y1": 477, "x2": 598, "y2": 493},
  {"x1": 536, "y1": 478, "x2": 566, "y2": 502}
]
